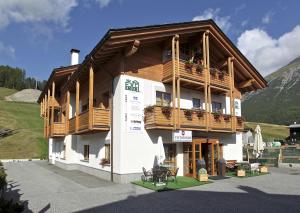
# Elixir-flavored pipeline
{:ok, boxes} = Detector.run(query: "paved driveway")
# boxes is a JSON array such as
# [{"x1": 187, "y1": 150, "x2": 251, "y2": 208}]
[{"x1": 3, "y1": 161, "x2": 300, "y2": 213}]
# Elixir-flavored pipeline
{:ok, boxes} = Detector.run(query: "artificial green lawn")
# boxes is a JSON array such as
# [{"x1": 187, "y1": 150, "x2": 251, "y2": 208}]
[
  {"x1": 132, "y1": 176, "x2": 212, "y2": 192},
  {"x1": 226, "y1": 171, "x2": 269, "y2": 178}
]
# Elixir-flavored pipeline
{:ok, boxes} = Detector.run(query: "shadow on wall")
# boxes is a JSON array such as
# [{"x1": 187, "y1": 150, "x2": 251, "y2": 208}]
[{"x1": 74, "y1": 185, "x2": 300, "y2": 213}]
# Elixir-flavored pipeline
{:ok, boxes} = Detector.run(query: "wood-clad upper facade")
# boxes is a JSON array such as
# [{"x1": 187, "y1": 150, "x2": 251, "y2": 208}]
[{"x1": 38, "y1": 20, "x2": 267, "y2": 138}]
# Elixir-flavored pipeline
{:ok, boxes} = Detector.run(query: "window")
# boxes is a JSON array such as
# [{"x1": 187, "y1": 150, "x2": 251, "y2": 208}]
[
  {"x1": 156, "y1": 91, "x2": 171, "y2": 106},
  {"x1": 212, "y1": 102, "x2": 222, "y2": 112},
  {"x1": 180, "y1": 43, "x2": 190, "y2": 60},
  {"x1": 192, "y1": 98, "x2": 201, "y2": 109},
  {"x1": 105, "y1": 144, "x2": 110, "y2": 164},
  {"x1": 83, "y1": 145, "x2": 89, "y2": 161},
  {"x1": 163, "y1": 144, "x2": 176, "y2": 169}
]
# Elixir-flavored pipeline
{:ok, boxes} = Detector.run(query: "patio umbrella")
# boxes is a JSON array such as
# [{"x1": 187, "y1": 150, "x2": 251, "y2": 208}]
[
  {"x1": 253, "y1": 125, "x2": 264, "y2": 158},
  {"x1": 157, "y1": 136, "x2": 166, "y2": 165}
]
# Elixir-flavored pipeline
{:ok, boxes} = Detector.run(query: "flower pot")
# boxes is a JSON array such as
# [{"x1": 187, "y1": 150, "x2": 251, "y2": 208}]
[
  {"x1": 199, "y1": 174, "x2": 208, "y2": 182},
  {"x1": 259, "y1": 166, "x2": 268, "y2": 173},
  {"x1": 237, "y1": 170, "x2": 245, "y2": 177}
]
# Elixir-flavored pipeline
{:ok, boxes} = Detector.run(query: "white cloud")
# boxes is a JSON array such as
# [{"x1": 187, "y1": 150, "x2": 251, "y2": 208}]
[
  {"x1": 262, "y1": 11, "x2": 274, "y2": 24},
  {"x1": 193, "y1": 8, "x2": 231, "y2": 33},
  {"x1": 95, "y1": 0, "x2": 112, "y2": 8},
  {"x1": 237, "y1": 25, "x2": 300, "y2": 76},
  {"x1": 0, "y1": 0, "x2": 78, "y2": 30},
  {"x1": 0, "y1": 42, "x2": 15, "y2": 58}
]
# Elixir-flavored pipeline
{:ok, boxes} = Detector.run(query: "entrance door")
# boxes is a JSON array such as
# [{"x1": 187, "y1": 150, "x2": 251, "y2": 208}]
[{"x1": 183, "y1": 138, "x2": 220, "y2": 177}]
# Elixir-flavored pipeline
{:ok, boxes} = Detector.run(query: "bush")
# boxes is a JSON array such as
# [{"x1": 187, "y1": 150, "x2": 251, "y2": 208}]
[{"x1": 0, "y1": 198, "x2": 24, "y2": 213}]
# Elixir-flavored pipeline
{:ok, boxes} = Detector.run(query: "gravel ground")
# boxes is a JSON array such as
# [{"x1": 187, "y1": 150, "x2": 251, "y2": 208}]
[
  {"x1": 5, "y1": 89, "x2": 41, "y2": 103},
  {"x1": 3, "y1": 161, "x2": 300, "y2": 213}
]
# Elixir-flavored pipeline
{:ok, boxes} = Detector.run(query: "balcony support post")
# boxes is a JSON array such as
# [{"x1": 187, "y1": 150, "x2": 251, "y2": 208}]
[
  {"x1": 230, "y1": 58, "x2": 236, "y2": 131},
  {"x1": 44, "y1": 95, "x2": 47, "y2": 138},
  {"x1": 51, "y1": 82, "x2": 55, "y2": 127},
  {"x1": 47, "y1": 89, "x2": 50, "y2": 137},
  {"x1": 205, "y1": 31, "x2": 211, "y2": 130},
  {"x1": 89, "y1": 65, "x2": 94, "y2": 130},
  {"x1": 203, "y1": 32, "x2": 208, "y2": 131},
  {"x1": 228, "y1": 57, "x2": 234, "y2": 132},
  {"x1": 176, "y1": 36, "x2": 180, "y2": 129},
  {"x1": 172, "y1": 35, "x2": 178, "y2": 130},
  {"x1": 66, "y1": 91, "x2": 70, "y2": 134},
  {"x1": 76, "y1": 80, "x2": 80, "y2": 133}
]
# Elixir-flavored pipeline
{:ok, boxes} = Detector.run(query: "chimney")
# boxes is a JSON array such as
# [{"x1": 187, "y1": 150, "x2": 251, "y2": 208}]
[{"x1": 70, "y1": 49, "x2": 80, "y2": 65}]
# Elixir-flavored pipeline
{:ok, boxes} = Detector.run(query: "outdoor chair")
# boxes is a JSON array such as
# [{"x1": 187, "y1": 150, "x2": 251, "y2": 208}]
[
  {"x1": 168, "y1": 168, "x2": 179, "y2": 182},
  {"x1": 152, "y1": 169, "x2": 169, "y2": 186},
  {"x1": 141, "y1": 167, "x2": 153, "y2": 182}
]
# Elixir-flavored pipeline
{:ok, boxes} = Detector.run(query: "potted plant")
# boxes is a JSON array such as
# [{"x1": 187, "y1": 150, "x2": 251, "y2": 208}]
[
  {"x1": 218, "y1": 70, "x2": 226, "y2": 79},
  {"x1": 144, "y1": 105, "x2": 154, "y2": 114},
  {"x1": 259, "y1": 163, "x2": 268, "y2": 173},
  {"x1": 184, "y1": 109, "x2": 193, "y2": 120},
  {"x1": 237, "y1": 165, "x2": 246, "y2": 177},
  {"x1": 198, "y1": 168, "x2": 208, "y2": 182},
  {"x1": 100, "y1": 158, "x2": 110, "y2": 167},
  {"x1": 185, "y1": 60, "x2": 194, "y2": 70},
  {"x1": 210, "y1": 67, "x2": 218, "y2": 76},
  {"x1": 196, "y1": 63, "x2": 204, "y2": 73},
  {"x1": 195, "y1": 109, "x2": 205, "y2": 118},
  {"x1": 212, "y1": 110, "x2": 222, "y2": 121},
  {"x1": 161, "y1": 106, "x2": 172, "y2": 118},
  {"x1": 237, "y1": 116, "x2": 245, "y2": 124},
  {"x1": 223, "y1": 114, "x2": 231, "y2": 122}
]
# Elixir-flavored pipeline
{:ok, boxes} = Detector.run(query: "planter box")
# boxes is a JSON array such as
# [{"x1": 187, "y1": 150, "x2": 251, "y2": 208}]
[
  {"x1": 260, "y1": 166, "x2": 268, "y2": 173},
  {"x1": 199, "y1": 174, "x2": 208, "y2": 182},
  {"x1": 237, "y1": 170, "x2": 245, "y2": 177}
]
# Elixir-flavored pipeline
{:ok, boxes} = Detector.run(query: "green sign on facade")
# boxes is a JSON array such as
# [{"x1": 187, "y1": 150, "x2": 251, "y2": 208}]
[{"x1": 125, "y1": 79, "x2": 140, "y2": 92}]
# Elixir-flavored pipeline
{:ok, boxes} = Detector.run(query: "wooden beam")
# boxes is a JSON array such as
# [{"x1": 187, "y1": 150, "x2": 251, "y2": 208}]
[
  {"x1": 206, "y1": 32, "x2": 212, "y2": 130},
  {"x1": 47, "y1": 89, "x2": 50, "y2": 137},
  {"x1": 125, "y1": 40, "x2": 140, "y2": 57},
  {"x1": 76, "y1": 80, "x2": 80, "y2": 133},
  {"x1": 66, "y1": 91, "x2": 70, "y2": 134},
  {"x1": 237, "y1": 79, "x2": 255, "y2": 89},
  {"x1": 51, "y1": 82, "x2": 55, "y2": 124},
  {"x1": 172, "y1": 35, "x2": 177, "y2": 130},
  {"x1": 88, "y1": 66, "x2": 94, "y2": 130},
  {"x1": 203, "y1": 32, "x2": 208, "y2": 131}
]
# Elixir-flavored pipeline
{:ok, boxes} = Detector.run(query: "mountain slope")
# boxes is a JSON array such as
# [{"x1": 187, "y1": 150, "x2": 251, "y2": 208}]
[
  {"x1": 0, "y1": 87, "x2": 47, "y2": 159},
  {"x1": 242, "y1": 57, "x2": 300, "y2": 125}
]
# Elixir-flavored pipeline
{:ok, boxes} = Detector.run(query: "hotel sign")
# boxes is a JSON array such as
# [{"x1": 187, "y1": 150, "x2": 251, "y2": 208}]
[
  {"x1": 125, "y1": 79, "x2": 140, "y2": 92},
  {"x1": 172, "y1": 130, "x2": 192, "y2": 142}
]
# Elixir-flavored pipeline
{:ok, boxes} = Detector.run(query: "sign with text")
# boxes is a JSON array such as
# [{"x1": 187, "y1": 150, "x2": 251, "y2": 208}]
[
  {"x1": 172, "y1": 130, "x2": 192, "y2": 142},
  {"x1": 124, "y1": 77, "x2": 144, "y2": 133}
]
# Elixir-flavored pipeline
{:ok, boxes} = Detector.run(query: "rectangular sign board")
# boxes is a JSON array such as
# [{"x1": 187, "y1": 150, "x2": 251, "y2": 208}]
[{"x1": 172, "y1": 130, "x2": 192, "y2": 142}]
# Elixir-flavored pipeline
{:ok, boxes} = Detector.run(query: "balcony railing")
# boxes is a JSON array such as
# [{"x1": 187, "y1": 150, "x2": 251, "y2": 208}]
[
  {"x1": 144, "y1": 106, "x2": 242, "y2": 132},
  {"x1": 49, "y1": 122, "x2": 66, "y2": 137},
  {"x1": 163, "y1": 59, "x2": 205, "y2": 83},
  {"x1": 236, "y1": 116, "x2": 244, "y2": 131},
  {"x1": 69, "y1": 107, "x2": 110, "y2": 134},
  {"x1": 210, "y1": 113, "x2": 232, "y2": 131},
  {"x1": 209, "y1": 69, "x2": 230, "y2": 89}
]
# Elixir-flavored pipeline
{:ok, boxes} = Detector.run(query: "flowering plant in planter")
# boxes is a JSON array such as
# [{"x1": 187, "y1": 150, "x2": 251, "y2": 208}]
[
  {"x1": 196, "y1": 63, "x2": 204, "y2": 73},
  {"x1": 212, "y1": 110, "x2": 222, "y2": 121},
  {"x1": 223, "y1": 114, "x2": 231, "y2": 122},
  {"x1": 184, "y1": 109, "x2": 193, "y2": 120},
  {"x1": 100, "y1": 158, "x2": 110, "y2": 166},
  {"x1": 194, "y1": 109, "x2": 205, "y2": 118},
  {"x1": 161, "y1": 106, "x2": 172, "y2": 118},
  {"x1": 237, "y1": 116, "x2": 245, "y2": 123},
  {"x1": 210, "y1": 68, "x2": 218, "y2": 76},
  {"x1": 144, "y1": 105, "x2": 154, "y2": 114},
  {"x1": 185, "y1": 60, "x2": 194, "y2": 70},
  {"x1": 218, "y1": 70, "x2": 227, "y2": 79}
]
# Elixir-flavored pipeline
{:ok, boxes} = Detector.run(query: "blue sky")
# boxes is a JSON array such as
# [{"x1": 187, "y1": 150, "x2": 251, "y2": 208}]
[{"x1": 0, "y1": 0, "x2": 300, "y2": 80}]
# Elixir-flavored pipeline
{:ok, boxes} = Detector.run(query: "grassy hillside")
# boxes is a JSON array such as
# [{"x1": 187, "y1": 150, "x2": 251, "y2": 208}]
[
  {"x1": 0, "y1": 87, "x2": 47, "y2": 159},
  {"x1": 245, "y1": 122, "x2": 289, "y2": 141}
]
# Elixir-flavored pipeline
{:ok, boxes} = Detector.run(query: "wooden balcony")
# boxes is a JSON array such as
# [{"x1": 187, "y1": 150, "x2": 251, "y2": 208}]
[
  {"x1": 236, "y1": 116, "x2": 244, "y2": 131},
  {"x1": 50, "y1": 97, "x2": 60, "y2": 107},
  {"x1": 144, "y1": 106, "x2": 173, "y2": 129},
  {"x1": 144, "y1": 106, "x2": 240, "y2": 132},
  {"x1": 69, "y1": 117, "x2": 76, "y2": 134},
  {"x1": 163, "y1": 60, "x2": 205, "y2": 83},
  {"x1": 70, "y1": 107, "x2": 110, "y2": 134},
  {"x1": 49, "y1": 122, "x2": 66, "y2": 137},
  {"x1": 209, "y1": 69, "x2": 230, "y2": 89},
  {"x1": 210, "y1": 113, "x2": 232, "y2": 131},
  {"x1": 179, "y1": 109, "x2": 207, "y2": 130}
]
